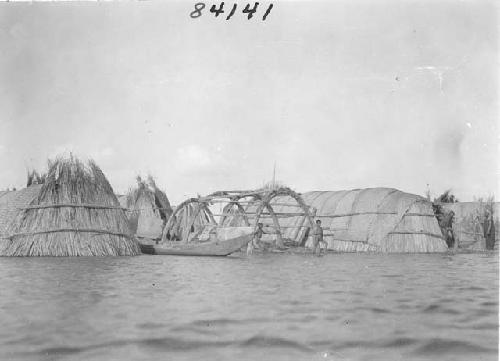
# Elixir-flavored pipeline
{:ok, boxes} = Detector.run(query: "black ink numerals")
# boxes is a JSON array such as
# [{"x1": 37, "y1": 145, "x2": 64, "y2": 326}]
[
  {"x1": 242, "y1": 2, "x2": 259, "y2": 19},
  {"x1": 226, "y1": 3, "x2": 237, "y2": 20},
  {"x1": 262, "y1": 3, "x2": 273, "y2": 21},
  {"x1": 210, "y1": 2, "x2": 224, "y2": 17},
  {"x1": 190, "y1": 3, "x2": 273, "y2": 21},
  {"x1": 190, "y1": 3, "x2": 206, "y2": 18}
]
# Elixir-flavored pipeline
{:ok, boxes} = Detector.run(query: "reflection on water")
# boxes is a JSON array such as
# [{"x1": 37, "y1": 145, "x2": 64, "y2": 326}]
[{"x1": 0, "y1": 252, "x2": 497, "y2": 361}]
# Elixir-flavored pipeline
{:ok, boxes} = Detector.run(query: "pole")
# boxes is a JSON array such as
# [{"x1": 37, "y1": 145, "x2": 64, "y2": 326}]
[{"x1": 272, "y1": 161, "x2": 276, "y2": 188}]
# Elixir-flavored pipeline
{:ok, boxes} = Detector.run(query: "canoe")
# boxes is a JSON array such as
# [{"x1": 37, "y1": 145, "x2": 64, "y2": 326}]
[{"x1": 139, "y1": 227, "x2": 253, "y2": 257}]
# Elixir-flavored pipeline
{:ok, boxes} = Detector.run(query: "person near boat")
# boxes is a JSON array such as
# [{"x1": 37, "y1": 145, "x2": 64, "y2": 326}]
[
  {"x1": 312, "y1": 219, "x2": 327, "y2": 255},
  {"x1": 247, "y1": 223, "x2": 266, "y2": 255}
]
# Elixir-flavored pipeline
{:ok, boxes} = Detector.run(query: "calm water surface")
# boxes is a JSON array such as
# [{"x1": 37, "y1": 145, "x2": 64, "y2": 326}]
[{"x1": 0, "y1": 252, "x2": 498, "y2": 361}]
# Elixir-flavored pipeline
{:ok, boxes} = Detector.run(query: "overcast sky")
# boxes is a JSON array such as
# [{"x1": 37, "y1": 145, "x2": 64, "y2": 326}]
[{"x1": 0, "y1": 0, "x2": 498, "y2": 204}]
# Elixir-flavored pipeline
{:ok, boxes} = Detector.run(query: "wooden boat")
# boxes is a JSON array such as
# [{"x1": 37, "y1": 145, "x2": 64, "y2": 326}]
[{"x1": 139, "y1": 227, "x2": 253, "y2": 257}]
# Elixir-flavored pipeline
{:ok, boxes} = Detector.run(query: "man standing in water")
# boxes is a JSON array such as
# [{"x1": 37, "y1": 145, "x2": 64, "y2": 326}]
[
  {"x1": 484, "y1": 210, "x2": 496, "y2": 250},
  {"x1": 439, "y1": 210, "x2": 456, "y2": 249},
  {"x1": 312, "y1": 219, "x2": 328, "y2": 255},
  {"x1": 247, "y1": 223, "x2": 265, "y2": 255}
]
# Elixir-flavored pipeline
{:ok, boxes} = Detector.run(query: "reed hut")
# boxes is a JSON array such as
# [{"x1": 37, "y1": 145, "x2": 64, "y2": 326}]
[
  {"x1": 0, "y1": 157, "x2": 140, "y2": 256},
  {"x1": 226, "y1": 188, "x2": 448, "y2": 253},
  {"x1": 118, "y1": 176, "x2": 173, "y2": 240},
  {"x1": 0, "y1": 185, "x2": 42, "y2": 241},
  {"x1": 163, "y1": 187, "x2": 447, "y2": 252},
  {"x1": 440, "y1": 201, "x2": 499, "y2": 250}
]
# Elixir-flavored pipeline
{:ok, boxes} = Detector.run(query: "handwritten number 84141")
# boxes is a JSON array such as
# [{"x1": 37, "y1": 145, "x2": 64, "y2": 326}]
[{"x1": 190, "y1": 2, "x2": 273, "y2": 20}]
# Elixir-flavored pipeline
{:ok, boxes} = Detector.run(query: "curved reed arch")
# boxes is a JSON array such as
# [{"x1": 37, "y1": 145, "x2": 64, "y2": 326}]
[
  {"x1": 161, "y1": 187, "x2": 315, "y2": 247},
  {"x1": 252, "y1": 187, "x2": 316, "y2": 248},
  {"x1": 252, "y1": 201, "x2": 284, "y2": 247},
  {"x1": 161, "y1": 198, "x2": 216, "y2": 243},
  {"x1": 219, "y1": 196, "x2": 251, "y2": 227}
]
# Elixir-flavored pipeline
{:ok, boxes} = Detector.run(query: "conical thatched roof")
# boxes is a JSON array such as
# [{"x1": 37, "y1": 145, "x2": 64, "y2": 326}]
[
  {"x1": 121, "y1": 176, "x2": 172, "y2": 239},
  {"x1": 0, "y1": 157, "x2": 140, "y2": 256}
]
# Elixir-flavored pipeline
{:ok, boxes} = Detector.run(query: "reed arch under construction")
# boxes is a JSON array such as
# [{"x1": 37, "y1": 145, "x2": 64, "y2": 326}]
[{"x1": 161, "y1": 187, "x2": 316, "y2": 246}]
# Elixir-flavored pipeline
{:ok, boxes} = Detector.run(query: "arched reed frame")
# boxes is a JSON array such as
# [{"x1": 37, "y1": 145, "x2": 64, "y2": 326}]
[
  {"x1": 251, "y1": 188, "x2": 315, "y2": 247},
  {"x1": 161, "y1": 198, "x2": 216, "y2": 243},
  {"x1": 161, "y1": 188, "x2": 315, "y2": 247},
  {"x1": 219, "y1": 196, "x2": 252, "y2": 227}
]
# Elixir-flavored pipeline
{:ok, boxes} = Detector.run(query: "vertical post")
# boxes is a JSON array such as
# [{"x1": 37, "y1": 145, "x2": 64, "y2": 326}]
[
  {"x1": 203, "y1": 204, "x2": 217, "y2": 225},
  {"x1": 219, "y1": 201, "x2": 233, "y2": 226},
  {"x1": 184, "y1": 203, "x2": 202, "y2": 243},
  {"x1": 292, "y1": 213, "x2": 306, "y2": 244},
  {"x1": 235, "y1": 202, "x2": 251, "y2": 226},
  {"x1": 453, "y1": 227, "x2": 458, "y2": 251},
  {"x1": 301, "y1": 207, "x2": 317, "y2": 247},
  {"x1": 272, "y1": 161, "x2": 276, "y2": 189},
  {"x1": 266, "y1": 203, "x2": 284, "y2": 248}
]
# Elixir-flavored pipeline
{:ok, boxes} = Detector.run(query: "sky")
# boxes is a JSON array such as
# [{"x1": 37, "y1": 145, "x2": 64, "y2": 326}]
[{"x1": 0, "y1": 0, "x2": 498, "y2": 204}]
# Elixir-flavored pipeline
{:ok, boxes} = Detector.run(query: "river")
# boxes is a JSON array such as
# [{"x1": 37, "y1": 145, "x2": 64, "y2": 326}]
[{"x1": 0, "y1": 251, "x2": 497, "y2": 361}]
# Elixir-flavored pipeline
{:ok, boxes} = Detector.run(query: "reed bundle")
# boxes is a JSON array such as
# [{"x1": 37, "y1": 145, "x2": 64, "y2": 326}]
[
  {"x1": 1, "y1": 156, "x2": 140, "y2": 256},
  {"x1": 125, "y1": 176, "x2": 172, "y2": 216},
  {"x1": 123, "y1": 175, "x2": 172, "y2": 239},
  {"x1": 26, "y1": 169, "x2": 46, "y2": 187}
]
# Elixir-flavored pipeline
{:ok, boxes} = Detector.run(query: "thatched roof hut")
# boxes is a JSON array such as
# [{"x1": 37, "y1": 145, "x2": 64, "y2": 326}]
[
  {"x1": 163, "y1": 186, "x2": 445, "y2": 253},
  {"x1": 226, "y1": 188, "x2": 448, "y2": 253},
  {"x1": 118, "y1": 176, "x2": 173, "y2": 240},
  {"x1": 0, "y1": 185, "x2": 42, "y2": 239},
  {"x1": 0, "y1": 157, "x2": 140, "y2": 256}
]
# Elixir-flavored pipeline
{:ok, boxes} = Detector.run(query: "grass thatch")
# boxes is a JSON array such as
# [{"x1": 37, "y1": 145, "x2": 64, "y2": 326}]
[
  {"x1": 234, "y1": 188, "x2": 448, "y2": 253},
  {"x1": 26, "y1": 169, "x2": 46, "y2": 187},
  {"x1": 124, "y1": 175, "x2": 172, "y2": 239},
  {"x1": 126, "y1": 176, "x2": 172, "y2": 220},
  {"x1": 1, "y1": 156, "x2": 140, "y2": 256},
  {"x1": 0, "y1": 185, "x2": 42, "y2": 240},
  {"x1": 258, "y1": 180, "x2": 289, "y2": 192}
]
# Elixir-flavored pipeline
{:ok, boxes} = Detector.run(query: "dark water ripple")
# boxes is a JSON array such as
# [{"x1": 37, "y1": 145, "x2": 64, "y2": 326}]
[
  {"x1": 411, "y1": 338, "x2": 495, "y2": 355},
  {"x1": 0, "y1": 252, "x2": 497, "y2": 361},
  {"x1": 422, "y1": 304, "x2": 462, "y2": 315},
  {"x1": 15, "y1": 335, "x2": 314, "y2": 359}
]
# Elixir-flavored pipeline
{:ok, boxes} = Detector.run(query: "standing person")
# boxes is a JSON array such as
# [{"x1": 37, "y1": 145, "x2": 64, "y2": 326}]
[
  {"x1": 247, "y1": 223, "x2": 265, "y2": 255},
  {"x1": 439, "y1": 210, "x2": 456, "y2": 248},
  {"x1": 312, "y1": 219, "x2": 327, "y2": 255},
  {"x1": 484, "y1": 210, "x2": 496, "y2": 250}
]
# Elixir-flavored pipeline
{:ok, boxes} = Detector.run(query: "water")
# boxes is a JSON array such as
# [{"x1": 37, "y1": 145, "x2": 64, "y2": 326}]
[{"x1": 0, "y1": 252, "x2": 497, "y2": 361}]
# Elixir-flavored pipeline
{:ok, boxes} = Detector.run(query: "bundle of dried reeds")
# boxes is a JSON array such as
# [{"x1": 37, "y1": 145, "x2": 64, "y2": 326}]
[
  {"x1": 124, "y1": 175, "x2": 172, "y2": 239},
  {"x1": 26, "y1": 169, "x2": 46, "y2": 187},
  {"x1": 125, "y1": 176, "x2": 172, "y2": 219},
  {"x1": 2, "y1": 156, "x2": 140, "y2": 256}
]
